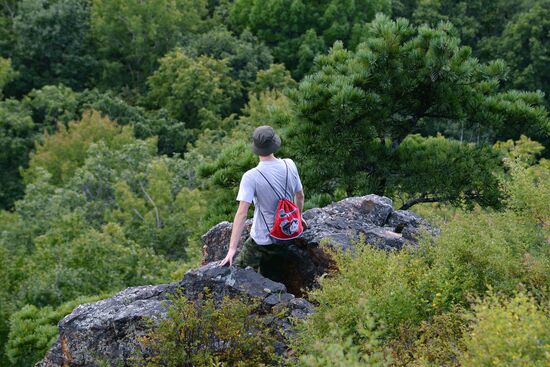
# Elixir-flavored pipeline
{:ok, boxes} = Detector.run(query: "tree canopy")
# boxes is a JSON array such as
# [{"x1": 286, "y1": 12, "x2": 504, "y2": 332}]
[{"x1": 286, "y1": 15, "x2": 548, "y2": 207}]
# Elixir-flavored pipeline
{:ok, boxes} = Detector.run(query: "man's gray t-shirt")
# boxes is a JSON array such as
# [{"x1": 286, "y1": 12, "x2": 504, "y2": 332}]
[{"x1": 236, "y1": 158, "x2": 303, "y2": 245}]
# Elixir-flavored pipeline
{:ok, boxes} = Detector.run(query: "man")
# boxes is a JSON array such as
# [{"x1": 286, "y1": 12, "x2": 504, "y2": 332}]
[{"x1": 218, "y1": 125, "x2": 305, "y2": 270}]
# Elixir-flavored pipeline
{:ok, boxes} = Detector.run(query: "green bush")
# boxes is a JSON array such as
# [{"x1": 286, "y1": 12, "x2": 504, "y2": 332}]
[
  {"x1": 133, "y1": 292, "x2": 278, "y2": 367},
  {"x1": 388, "y1": 309, "x2": 467, "y2": 367},
  {"x1": 6, "y1": 295, "x2": 103, "y2": 366},
  {"x1": 292, "y1": 164, "x2": 550, "y2": 364},
  {"x1": 421, "y1": 209, "x2": 549, "y2": 309},
  {"x1": 460, "y1": 293, "x2": 550, "y2": 367},
  {"x1": 296, "y1": 307, "x2": 389, "y2": 367}
]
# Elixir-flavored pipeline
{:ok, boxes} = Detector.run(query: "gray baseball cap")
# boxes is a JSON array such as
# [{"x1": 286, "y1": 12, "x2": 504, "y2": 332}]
[{"x1": 251, "y1": 125, "x2": 281, "y2": 156}]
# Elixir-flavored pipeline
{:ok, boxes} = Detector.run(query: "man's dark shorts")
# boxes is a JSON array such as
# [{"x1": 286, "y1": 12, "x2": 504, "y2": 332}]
[{"x1": 234, "y1": 236, "x2": 292, "y2": 271}]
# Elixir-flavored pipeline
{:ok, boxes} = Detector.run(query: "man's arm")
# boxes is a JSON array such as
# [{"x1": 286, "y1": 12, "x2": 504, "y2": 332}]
[
  {"x1": 295, "y1": 190, "x2": 304, "y2": 213},
  {"x1": 218, "y1": 200, "x2": 250, "y2": 267},
  {"x1": 295, "y1": 190, "x2": 308, "y2": 229}
]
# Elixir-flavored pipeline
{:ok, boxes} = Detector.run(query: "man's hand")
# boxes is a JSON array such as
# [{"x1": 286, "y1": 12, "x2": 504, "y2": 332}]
[
  {"x1": 218, "y1": 247, "x2": 237, "y2": 267},
  {"x1": 218, "y1": 201, "x2": 250, "y2": 267},
  {"x1": 301, "y1": 217, "x2": 309, "y2": 230}
]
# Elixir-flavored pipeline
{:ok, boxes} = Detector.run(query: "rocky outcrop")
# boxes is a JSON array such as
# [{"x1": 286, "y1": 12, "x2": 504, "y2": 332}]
[
  {"x1": 37, "y1": 263, "x2": 313, "y2": 367},
  {"x1": 38, "y1": 194, "x2": 432, "y2": 367},
  {"x1": 202, "y1": 194, "x2": 434, "y2": 295},
  {"x1": 37, "y1": 284, "x2": 175, "y2": 367}
]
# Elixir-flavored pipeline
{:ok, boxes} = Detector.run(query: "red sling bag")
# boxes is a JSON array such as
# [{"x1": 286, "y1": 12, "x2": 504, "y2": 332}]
[{"x1": 256, "y1": 159, "x2": 303, "y2": 241}]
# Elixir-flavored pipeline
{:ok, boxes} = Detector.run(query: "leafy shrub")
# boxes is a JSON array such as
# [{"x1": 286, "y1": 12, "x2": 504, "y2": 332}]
[
  {"x1": 388, "y1": 309, "x2": 467, "y2": 367},
  {"x1": 460, "y1": 293, "x2": 550, "y2": 367},
  {"x1": 6, "y1": 295, "x2": 103, "y2": 366},
  {"x1": 133, "y1": 292, "x2": 278, "y2": 367},
  {"x1": 292, "y1": 164, "x2": 550, "y2": 364},
  {"x1": 421, "y1": 209, "x2": 549, "y2": 308},
  {"x1": 296, "y1": 308, "x2": 389, "y2": 367}
]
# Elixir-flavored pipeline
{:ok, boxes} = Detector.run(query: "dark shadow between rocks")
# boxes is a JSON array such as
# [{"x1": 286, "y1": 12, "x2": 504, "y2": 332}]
[{"x1": 255, "y1": 241, "x2": 337, "y2": 297}]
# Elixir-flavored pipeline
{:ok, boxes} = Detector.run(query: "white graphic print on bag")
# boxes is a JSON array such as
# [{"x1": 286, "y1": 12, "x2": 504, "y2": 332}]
[{"x1": 279, "y1": 208, "x2": 299, "y2": 235}]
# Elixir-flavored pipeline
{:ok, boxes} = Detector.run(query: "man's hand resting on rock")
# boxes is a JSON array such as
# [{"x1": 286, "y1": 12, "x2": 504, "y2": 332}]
[
  {"x1": 219, "y1": 201, "x2": 249, "y2": 267},
  {"x1": 219, "y1": 247, "x2": 237, "y2": 267}
]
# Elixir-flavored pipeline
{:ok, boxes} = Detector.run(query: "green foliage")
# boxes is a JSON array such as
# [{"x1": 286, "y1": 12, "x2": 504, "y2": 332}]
[
  {"x1": 287, "y1": 15, "x2": 549, "y2": 207},
  {"x1": 146, "y1": 48, "x2": 242, "y2": 128},
  {"x1": 11, "y1": 0, "x2": 97, "y2": 94},
  {"x1": 6, "y1": 295, "x2": 103, "y2": 366},
  {"x1": 20, "y1": 85, "x2": 194, "y2": 155},
  {"x1": 391, "y1": 134, "x2": 502, "y2": 209},
  {"x1": 1, "y1": 1, "x2": 550, "y2": 364},
  {"x1": 185, "y1": 26, "x2": 273, "y2": 89},
  {"x1": 504, "y1": 167, "x2": 550, "y2": 232},
  {"x1": 411, "y1": 0, "x2": 521, "y2": 47},
  {"x1": 389, "y1": 310, "x2": 467, "y2": 367},
  {"x1": 482, "y1": 0, "x2": 550, "y2": 107},
  {"x1": 18, "y1": 109, "x2": 206, "y2": 259},
  {"x1": 91, "y1": 0, "x2": 208, "y2": 92},
  {"x1": 460, "y1": 293, "x2": 550, "y2": 367},
  {"x1": 0, "y1": 98, "x2": 34, "y2": 208},
  {"x1": 250, "y1": 64, "x2": 297, "y2": 96},
  {"x1": 0, "y1": 240, "x2": 15, "y2": 364},
  {"x1": 0, "y1": 6, "x2": 16, "y2": 58},
  {"x1": 103, "y1": 159, "x2": 207, "y2": 258},
  {"x1": 23, "y1": 110, "x2": 135, "y2": 186},
  {"x1": 495, "y1": 135, "x2": 546, "y2": 168},
  {"x1": 296, "y1": 305, "x2": 389, "y2": 367},
  {"x1": 412, "y1": 0, "x2": 550, "y2": 108},
  {"x1": 293, "y1": 163, "x2": 550, "y2": 365},
  {"x1": 482, "y1": 90, "x2": 550, "y2": 151},
  {"x1": 19, "y1": 218, "x2": 173, "y2": 307},
  {"x1": 133, "y1": 292, "x2": 277, "y2": 367},
  {"x1": 422, "y1": 210, "x2": 548, "y2": 307},
  {"x1": 0, "y1": 57, "x2": 17, "y2": 98},
  {"x1": 0, "y1": 110, "x2": 206, "y2": 360},
  {"x1": 22, "y1": 84, "x2": 81, "y2": 129},
  {"x1": 78, "y1": 89, "x2": 194, "y2": 155},
  {"x1": 494, "y1": 136, "x2": 550, "y2": 231},
  {"x1": 390, "y1": 0, "x2": 417, "y2": 19},
  {"x1": 228, "y1": 0, "x2": 391, "y2": 77}
]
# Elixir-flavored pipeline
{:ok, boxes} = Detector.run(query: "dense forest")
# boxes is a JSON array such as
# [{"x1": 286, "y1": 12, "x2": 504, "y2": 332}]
[{"x1": 0, "y1": 0, "x2": 549, "y2": 365}]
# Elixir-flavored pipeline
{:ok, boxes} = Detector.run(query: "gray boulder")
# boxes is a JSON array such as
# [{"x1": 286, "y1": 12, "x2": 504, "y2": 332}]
[{"x1": 37, "y1": 263, "x2": 313, "y2": 367}]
